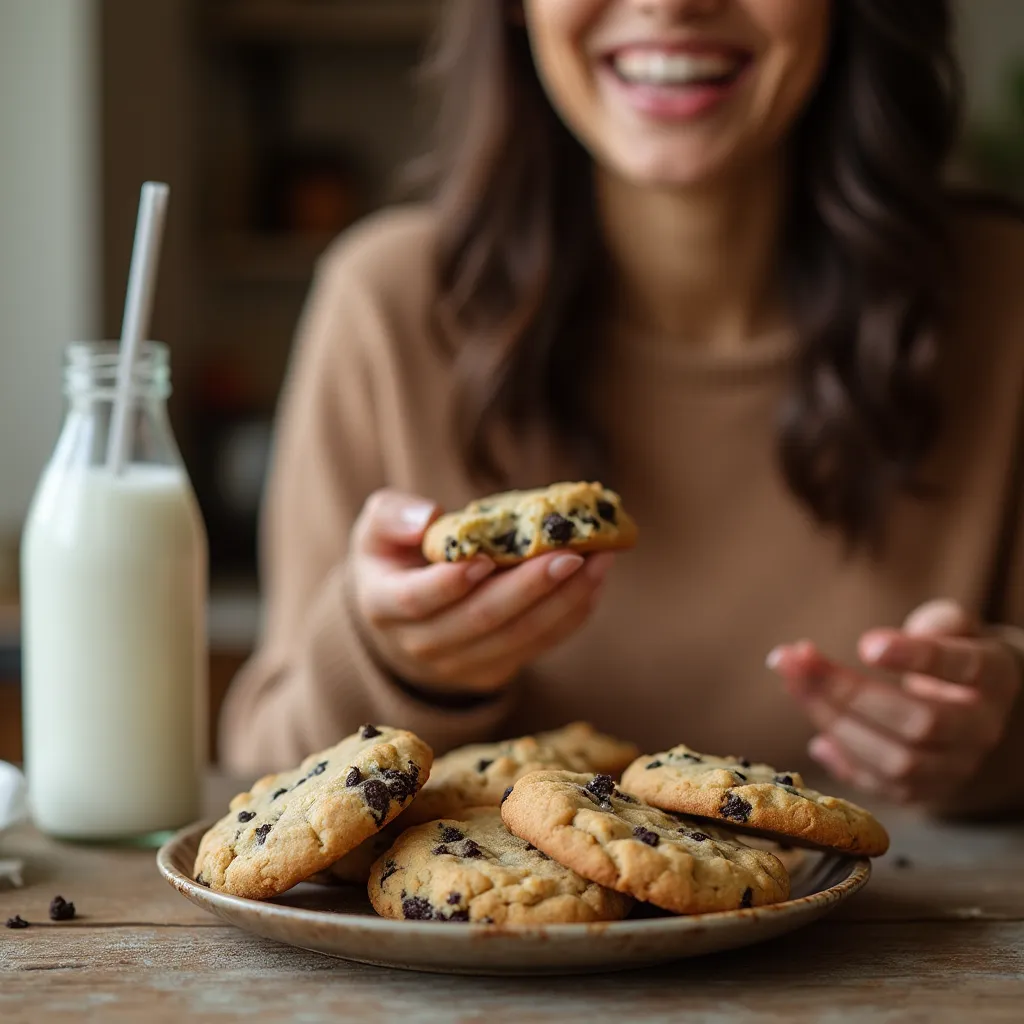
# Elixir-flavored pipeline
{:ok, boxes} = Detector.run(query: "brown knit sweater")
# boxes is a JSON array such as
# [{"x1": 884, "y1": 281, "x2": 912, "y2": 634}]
[{"x1": 220, "y1": 205, "x2": 1024, "y2": 813}]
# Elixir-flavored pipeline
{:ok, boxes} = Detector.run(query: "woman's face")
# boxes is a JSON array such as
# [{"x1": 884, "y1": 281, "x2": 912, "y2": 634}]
[{"x1": 522, "y1": 0, "x2": 831, "y2": 187}]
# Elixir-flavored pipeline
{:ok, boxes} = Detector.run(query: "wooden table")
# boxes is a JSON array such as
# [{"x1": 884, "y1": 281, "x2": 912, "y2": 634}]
[{"x1": 2, "y1": 778, "x2": 1022, "y2": 1024}]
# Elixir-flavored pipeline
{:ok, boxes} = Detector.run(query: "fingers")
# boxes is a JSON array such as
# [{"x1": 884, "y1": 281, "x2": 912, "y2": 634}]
[
  {"x1": 426, "y1": 555, "x2": 610, "y2": 672},
  {"x1": 358, "y1": 557, "x2": 497, "y2": 625},
  {"x1": 352, "y1": 489, "x2": 440, "y2": 555},
  {"x1": 770, "y1": 642, "x2": 971, "y2": 746},
  {"x1": 859, "y1": 632, "x2": 1019, "y2": 707},
  {"x1": 396, "y1": 552, "x2": 608, "y2": 656},
  {"x1": 902, "y1": 598, "x2": 977, "y2": 638}
]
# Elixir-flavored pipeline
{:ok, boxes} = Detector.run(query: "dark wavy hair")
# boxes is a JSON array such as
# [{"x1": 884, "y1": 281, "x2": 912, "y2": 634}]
[{"x1": 425, "y1": 0, "x2": 964, "y2": 547}]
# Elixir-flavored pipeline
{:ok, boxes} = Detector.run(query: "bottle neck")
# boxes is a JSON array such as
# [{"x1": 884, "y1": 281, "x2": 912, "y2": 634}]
[{"x1": 52, "y1": 341, "x2": 182, "y2": 473}]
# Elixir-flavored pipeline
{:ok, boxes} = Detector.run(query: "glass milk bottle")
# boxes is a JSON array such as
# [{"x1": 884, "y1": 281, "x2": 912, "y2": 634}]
[{"x1": 21, "y1": 341, "x2": 208, "y2": 842}]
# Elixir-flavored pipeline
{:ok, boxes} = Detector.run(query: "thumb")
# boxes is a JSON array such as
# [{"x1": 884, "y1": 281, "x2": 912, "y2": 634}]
[
  {"x1": 353, "y1": 489, "x2": 440, "y2": 556},
  {"x1": 902, "y1": 598, "x2": 977, "y2": 639}
]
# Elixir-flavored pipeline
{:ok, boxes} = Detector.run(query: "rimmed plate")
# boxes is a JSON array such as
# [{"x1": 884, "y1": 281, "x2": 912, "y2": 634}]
[{"x1": 158, "y1": 820, "x2": 870, "y2": 976}]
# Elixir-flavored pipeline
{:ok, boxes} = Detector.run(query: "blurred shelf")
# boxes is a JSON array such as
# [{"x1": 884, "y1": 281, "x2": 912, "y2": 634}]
[
  {"x1": 208, "y1": 0, "x2": 444, "y2": 46},
  {"x1": 204, "y1": 233, "x2": 333, "y2": 284}
]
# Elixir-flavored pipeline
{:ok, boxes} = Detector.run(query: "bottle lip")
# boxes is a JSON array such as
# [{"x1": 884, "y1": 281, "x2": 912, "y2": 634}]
[{"x1": 64, "y1": 340, "x2": 171, "y2": 400}]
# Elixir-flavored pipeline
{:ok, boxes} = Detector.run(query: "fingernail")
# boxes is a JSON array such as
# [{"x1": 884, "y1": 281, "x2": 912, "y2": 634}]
[
  {"x1": 465, "y1": 558, "x2": 495, "y2": 584},
  {"x1": 400, "y1": 503, "x2": 434, "y2": 531},
  {"x1": 766, "y1": 646, "x2": 785, "y2": 670},
  {"x1": 549, "y1": 554, "x2": 584, "y2": 581},
  {"x1": 808, "y1": 735, "x2": 832, "y2": 762},
  {"x1": 861, "y1": 635, "x2": 890, "y2": 663}
]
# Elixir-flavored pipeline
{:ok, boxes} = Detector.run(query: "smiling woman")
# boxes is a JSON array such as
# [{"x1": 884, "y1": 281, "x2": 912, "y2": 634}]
[{"x1": 220, "y1": 0, "x2": 1024, "y2": 820}]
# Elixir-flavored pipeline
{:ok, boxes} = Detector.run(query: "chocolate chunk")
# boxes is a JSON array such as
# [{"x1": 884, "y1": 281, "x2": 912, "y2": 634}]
[
  {"x1": 293, "y1": 777, "x2": 306, "y2": 788},
  {"x1": 734, "y1": 771, "x2": 748, "y2": 782},
  {"x1": 720, "y1": 793, "x2": 752, "y2": 824},
  {"x1": 596, "y1": 500, "x2": 617, "y2": 525},
  {"x1": 49, "y1": 896, "x2": 75, "y2": 922},
  {"x1": 379, "y1": 860, "x2": 398, "y2": 885},
  {"x1": 254, "y1": 823, "x2": 273, "y2": 845},
  {"x1": 382, "y1": 766, "x2": 418, "y2": 804},
  {"x1": 401, "y1": 896, "x2": 435, "y2": 921},
  {"x1": 682, "y1": 752, "x2": 704, "y2": 763},
  {"x1": 740, "y1": 887, "x2": 753, "y2": 909},
  {"x1": 271, "y1": 788, "x2": 287, "y2": 800},
  {"x1": 237, "y1": 810, "x2": 256, "y2": 823},
  {"x1": 585, "y1": 774, "x2": 616, "y2": 802},
  {"x1": 360, "y1": 724, "x2": 382, "y2": 739},
  {"x1": 447, "y1": 892, "x2": 462, "y2": 905},
  {"x1": 542, "y1": 513, "x2": 575, "y2": 545},
  {"x1": 431, "y1": 845, "x2": 451, "y2": 856},
  {"x1": 444, "y1": 537, "x2": 460, "y2": 562},
  {"x1": 524, "y1": 843, "x2": 550, "y2": 860},
  {"x1": 501, "y1": 786, "x2": 514, "y2": 804},
  {"x1": 774, "y1": 774, "x2": 795, "y2": 787},
  {"x1": 440, "y1": 825, "x2": 465, "y2": 844},
  {"x1": 362, "y1": 779, "x2": 391, "y2": 826},
  {"x1": 633, "y1": 826, "x2": 660, "y2": 847},
  {"x1": 5, "y1": 915, "x2": 29, "y2": 929},
  {"x1": 345, "y1": 767, "x2": 362, "y2": 787},
  {"x1": 461, "y1": 840, "x2": 484, "y2": 860},
  {"x1": 645, "y1": 760, "x2": 663, "y2": 770},
  {"x1": 738, "y1": 758, "x2": 752, "y2": 768},
  {"x1": 572, "y1": 507, "x2": 600, "y2": 529},
  {"x1": 309, "y1": 761, "x2": 328, "y2": 776},
  {"x1": 490, "y1": 531, "x2": 521, "y2": 555},
  {"x1": 686, "y1": 831, "x2": 710, "y2": 843},
  {"x1": 613, "y1": 789, "x2": 638, "y2": 803},
  {"x1": 195, "y1": 873, "x2": 208, "y2": 886},
  {"x1": 445, "y1": 910, "x2": 470, "y2": 922},
  {"x1": 476, "y1": 759, "x2": 494, "y2": 773}
]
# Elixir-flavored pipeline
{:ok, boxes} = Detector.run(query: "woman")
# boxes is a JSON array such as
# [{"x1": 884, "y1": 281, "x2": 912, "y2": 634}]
[{"x1": 221, "y1": 0, "x2": 1024, "y2": 815}]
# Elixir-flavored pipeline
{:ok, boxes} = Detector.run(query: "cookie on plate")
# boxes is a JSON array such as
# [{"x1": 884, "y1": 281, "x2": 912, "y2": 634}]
[
  {"x1": 537, "y1": 721, "x2": 639, "y2": 777},
  {"x1": 368, "y1": 807, "x2": 634, "y2": 924},
  {"x1": 194, "y1": 725, "x2": 433, "y2": 899},
  {"x1": 422, "y1": 481, "x2": 638, "y2": 566},
  {"x1": 621, "y1": 745, "x2": 889, "y2": 857},
  {"x1": 501, "y1": 771, "x2": 790, "y2": 914},
  {"x1": 319, "y1": 723, "x2": 639, "y2": 883}
]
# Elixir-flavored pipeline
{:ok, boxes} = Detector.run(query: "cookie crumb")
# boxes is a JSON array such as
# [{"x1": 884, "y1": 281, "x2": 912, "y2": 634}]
[
  {"x1": 49, "y1": 896, "x2": 76, "y2": 922},
  {"x1": 5, "y1": 915, "x2": 29, "y2": 929},
  {"x1": 360, "y1": 724, "x2": 382, "y2": 740}
]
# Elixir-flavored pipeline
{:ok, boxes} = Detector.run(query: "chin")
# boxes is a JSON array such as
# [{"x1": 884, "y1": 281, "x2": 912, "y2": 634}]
[{"x1": 604, "y1": 145, "x2": 734, "y2": 191}]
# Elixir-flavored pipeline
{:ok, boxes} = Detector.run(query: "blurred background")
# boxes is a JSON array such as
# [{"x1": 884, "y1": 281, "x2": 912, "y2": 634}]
[{"x1": 1, "y1": 0, "x2": 1023, "y2": 762}]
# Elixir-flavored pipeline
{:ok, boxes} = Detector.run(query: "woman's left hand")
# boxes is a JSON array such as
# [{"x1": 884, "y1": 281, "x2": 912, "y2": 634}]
[{"x1": 768, "y1": 599, "x2": 1023, "y2": 804}]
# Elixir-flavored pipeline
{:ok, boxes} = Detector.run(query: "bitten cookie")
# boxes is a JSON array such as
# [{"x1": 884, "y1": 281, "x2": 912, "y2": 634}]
[
  {"x1": 368, "y1": 807, "x2": 634, "y2": 924},
  {"x1": 621, "y1": 745, "x2": 890, "y2": 857},
  {"x1": 501, "y1": 771, "x2": 790, "y2": 914},
  {"x1": 194, "y1": 725, "x2": 433, "y2": 899},
  {"x1": 422, "y1": 481, "x2": 638, "y2": 566}
]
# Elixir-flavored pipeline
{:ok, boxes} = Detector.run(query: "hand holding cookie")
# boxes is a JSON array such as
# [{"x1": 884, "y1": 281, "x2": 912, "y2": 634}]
[
  {"x1": 769, "y1": 599, "x2": 1023, "y2": 806},
  {"x1": 349, "y1": 487, "x2": 620, "y2": 696}
]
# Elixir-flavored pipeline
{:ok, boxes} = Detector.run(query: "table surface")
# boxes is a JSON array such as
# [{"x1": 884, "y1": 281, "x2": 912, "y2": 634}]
[{"x1": 2, "y1": 777, "x2": 1022, "y2": 1024}]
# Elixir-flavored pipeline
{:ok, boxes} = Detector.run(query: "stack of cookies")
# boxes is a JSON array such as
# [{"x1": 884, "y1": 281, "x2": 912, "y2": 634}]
[{"x1": 194, "y1": 725, "x2": 889, "y2": 925}]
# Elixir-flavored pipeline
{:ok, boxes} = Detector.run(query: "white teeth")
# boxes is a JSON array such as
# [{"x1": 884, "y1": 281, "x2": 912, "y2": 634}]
[{"x1": 612, "y1": 51, "x2": 741, "y2": 86}]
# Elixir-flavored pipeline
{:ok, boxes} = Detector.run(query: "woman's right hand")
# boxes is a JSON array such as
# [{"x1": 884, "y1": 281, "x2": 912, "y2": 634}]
[{"x1": 349, "y1": 489, "x2": 614, "y2": 697}]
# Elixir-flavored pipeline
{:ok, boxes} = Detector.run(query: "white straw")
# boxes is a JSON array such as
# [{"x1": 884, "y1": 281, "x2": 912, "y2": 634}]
[{"x1": 105, "y1": 182, "x2": 170, "y2": 475}]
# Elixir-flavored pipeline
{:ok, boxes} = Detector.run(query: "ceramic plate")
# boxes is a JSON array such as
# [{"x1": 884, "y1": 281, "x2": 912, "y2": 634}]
[{"x1": 158, "y1": 820, "x2": 870, "y2": 976}]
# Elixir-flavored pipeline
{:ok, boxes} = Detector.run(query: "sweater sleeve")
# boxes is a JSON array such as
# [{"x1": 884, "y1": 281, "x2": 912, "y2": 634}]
[{"x1": 218, "y1": 230, "x2": 514, "y2": 778}]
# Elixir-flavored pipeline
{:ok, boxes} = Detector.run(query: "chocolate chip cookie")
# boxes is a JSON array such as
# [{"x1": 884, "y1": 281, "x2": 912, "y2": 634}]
[
  {"x1": 537, "y1": 721, "x2": 640, "y2": 777},
  {"x1": 194, "y1": 725, "x2": 433, "y2": 899},
  {"x1": 422, "y1": 481, "x2": 638, "y2": 566},
  {"x1": 501, "y1": 771, "x2": 790, "y2": 914},
  {"x1": 621, "y1": 745, "x2": 890, "y2": 857},
  {"x1": 368, "y1": 807, "x2": 634, "y2": 924}
]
